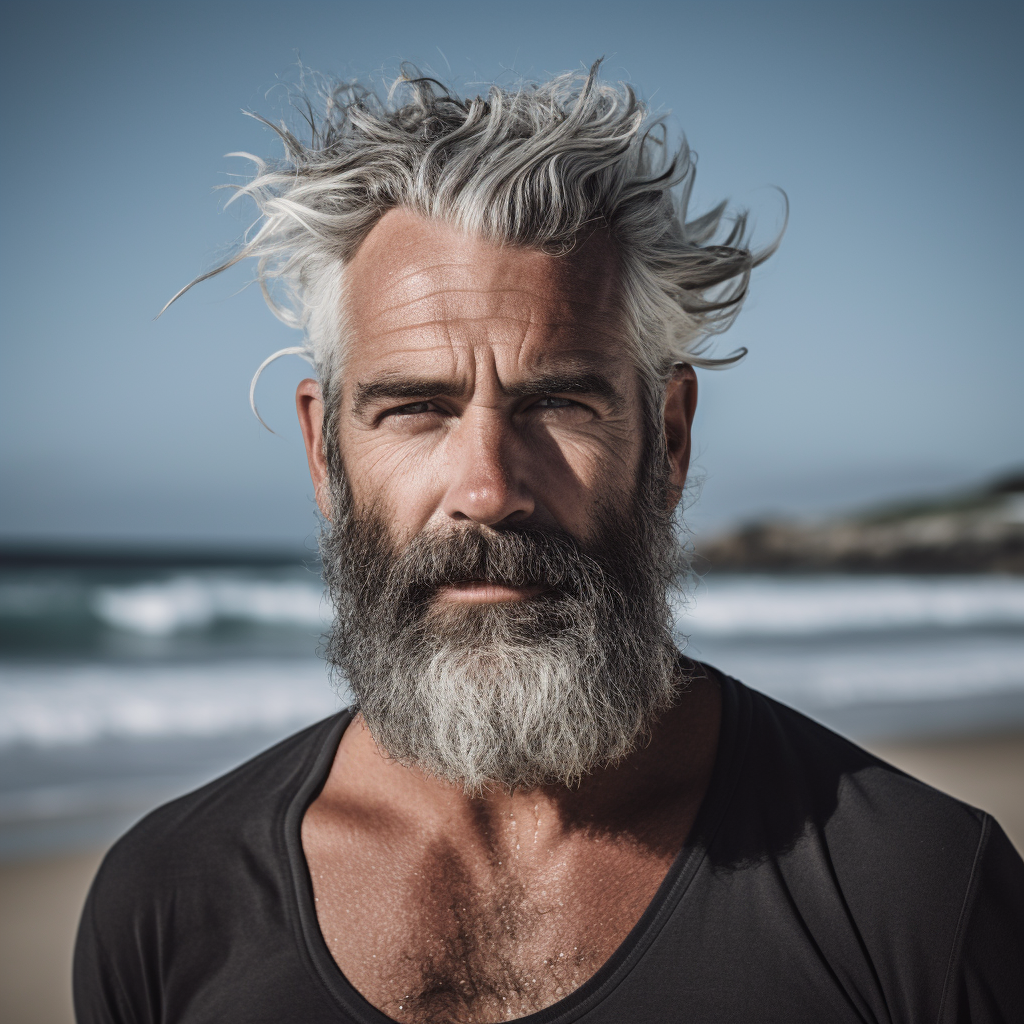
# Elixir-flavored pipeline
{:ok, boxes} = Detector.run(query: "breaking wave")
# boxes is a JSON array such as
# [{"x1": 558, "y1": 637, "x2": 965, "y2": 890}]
[
  {"x1": 92, "y1": 577, "x2": 328, "y2": 636},
  {"x1": 0, "y1": 661, "x2": 343, "y2": 747},
  {"x1": 679, "y1": 574, "x2": 1024, "y2": 636}
]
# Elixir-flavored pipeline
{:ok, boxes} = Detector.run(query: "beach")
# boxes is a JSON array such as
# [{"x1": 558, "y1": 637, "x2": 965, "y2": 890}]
[
  {"x1": 2, "y1": 728, "x2": 1022, "y2": 1024},
  {"x1": 1, "y1": 848, "x2": 103, "y2": 1024}
]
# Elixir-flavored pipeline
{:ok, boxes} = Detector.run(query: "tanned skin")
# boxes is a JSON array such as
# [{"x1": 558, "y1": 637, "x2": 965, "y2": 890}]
[{"x1": 296, "y1": 208, "x2": 720, "y2": 1023}]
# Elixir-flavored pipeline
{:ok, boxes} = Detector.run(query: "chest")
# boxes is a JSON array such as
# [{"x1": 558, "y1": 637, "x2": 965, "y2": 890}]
[{"x1": 304, "y1": 832, "x2": 674, "y2": 1023}]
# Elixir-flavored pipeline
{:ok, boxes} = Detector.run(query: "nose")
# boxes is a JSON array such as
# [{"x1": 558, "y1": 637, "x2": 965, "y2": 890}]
[{"x1": 441, "y1": 407, "x2": 535, "y2": 526}]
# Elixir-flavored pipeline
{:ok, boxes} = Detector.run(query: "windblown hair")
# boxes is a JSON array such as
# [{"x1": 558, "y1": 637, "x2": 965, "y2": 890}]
[{"x1": 168, "y1": 60, "x2": 780, "y2": 424}]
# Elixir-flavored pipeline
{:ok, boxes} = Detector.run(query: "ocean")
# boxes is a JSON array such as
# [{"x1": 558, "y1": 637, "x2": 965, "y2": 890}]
[{"x1": 2, "y1": 559, "x2": 1023, "y2": 858}]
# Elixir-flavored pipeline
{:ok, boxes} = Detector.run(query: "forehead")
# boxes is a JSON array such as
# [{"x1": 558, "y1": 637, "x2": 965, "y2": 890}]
[{"x1": 341, "y1": 208, "x2": 630, "y2": 379}]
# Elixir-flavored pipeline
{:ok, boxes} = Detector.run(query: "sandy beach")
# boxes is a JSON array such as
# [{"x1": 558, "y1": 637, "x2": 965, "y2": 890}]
[
  {"x1": 1, "y1": 849, "x2": 104, "y2": 1024},
  {"x1": 2, "y1": 730, "x2": 1022, "y2": 1024}
]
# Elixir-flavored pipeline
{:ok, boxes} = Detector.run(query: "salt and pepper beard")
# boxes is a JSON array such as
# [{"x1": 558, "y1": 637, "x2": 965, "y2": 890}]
[{"x1": 319, "y1": 432, "x2": 687, "y2": 795}]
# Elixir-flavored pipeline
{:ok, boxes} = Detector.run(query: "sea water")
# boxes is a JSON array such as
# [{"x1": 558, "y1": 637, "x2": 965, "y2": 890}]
[{"x1": 2, "y1": 563, "x2": 1023, "y2": 857}]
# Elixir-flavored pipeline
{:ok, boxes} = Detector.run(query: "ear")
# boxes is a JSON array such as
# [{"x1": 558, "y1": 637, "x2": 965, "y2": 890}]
[
  {"x1": 663, "y1": 363, "x2": 698, "y2": 510},
  {"x1": 295, "y1": 378, "x2": 333, "y2": 520}
]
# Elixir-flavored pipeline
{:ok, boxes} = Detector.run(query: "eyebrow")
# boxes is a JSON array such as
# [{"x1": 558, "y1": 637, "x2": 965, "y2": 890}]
[{"x1": 352, "y1": 369, "x2": 625, "y2": 416}]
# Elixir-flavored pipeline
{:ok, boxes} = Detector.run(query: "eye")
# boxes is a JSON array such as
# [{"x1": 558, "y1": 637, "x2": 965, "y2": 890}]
[
  {"x1": 532, "y1": 396, "x2": 577, "y2": 410},
  {"x1": 384, "y1": 401, "x2": 437, "y2": 417}
]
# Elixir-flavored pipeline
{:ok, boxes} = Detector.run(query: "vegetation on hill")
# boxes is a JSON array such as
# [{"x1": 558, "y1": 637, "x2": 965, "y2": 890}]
[{"x1": 696, "y1": 470, "x2": 1024, "y2": 574}]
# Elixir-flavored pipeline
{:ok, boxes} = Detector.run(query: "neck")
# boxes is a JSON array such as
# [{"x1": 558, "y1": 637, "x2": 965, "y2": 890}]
[{"x1": 327, "y1": 664, "x2": 721, "y2": 866}]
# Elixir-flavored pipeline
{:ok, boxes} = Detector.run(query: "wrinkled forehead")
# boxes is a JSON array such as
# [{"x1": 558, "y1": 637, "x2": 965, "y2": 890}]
[{"x1": 340, "y1": 208, "x2": 631, "y2": 378}]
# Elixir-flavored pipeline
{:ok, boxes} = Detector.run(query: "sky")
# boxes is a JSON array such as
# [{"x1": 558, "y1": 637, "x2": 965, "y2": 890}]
[{"x1": 1, "y1": 1, "x2": 1021, "y2": 546}]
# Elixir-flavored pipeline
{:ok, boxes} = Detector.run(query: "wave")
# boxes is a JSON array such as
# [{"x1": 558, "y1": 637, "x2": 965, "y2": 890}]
[
  {"x1": 679, "y1": 575, "x2": 1024, "y2": 636},
  {"x1": 0, "y1": 661, "x2": 344, "y2": 747},
  {"x1": 92, "y1": 577, "x2": 329, "y2": 636},
  {"x1": 699, "y1": 635, "x2": 1024, "y2": 707}
]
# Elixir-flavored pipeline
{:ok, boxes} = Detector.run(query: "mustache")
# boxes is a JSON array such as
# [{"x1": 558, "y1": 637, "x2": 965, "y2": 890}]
[{"x1": 366, "y1": 521, "x2": 608, "y2": 601}]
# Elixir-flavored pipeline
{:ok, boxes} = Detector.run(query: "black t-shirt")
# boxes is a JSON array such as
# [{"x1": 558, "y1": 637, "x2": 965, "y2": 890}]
[{"x1": 74, "y1": 671, "x2": 1024, "y2": 1023}]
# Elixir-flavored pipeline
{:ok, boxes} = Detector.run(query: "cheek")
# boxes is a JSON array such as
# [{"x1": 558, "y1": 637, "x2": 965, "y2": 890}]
[
  {"x1": 518, "y1": 422, "x2": 644, "y2": 532},
  {"x1": 529, "y1": 429, "x2": 636, "y2": 495},
  {"x1": 338, "y1": 429, "x2": 445, "y2": 538}
]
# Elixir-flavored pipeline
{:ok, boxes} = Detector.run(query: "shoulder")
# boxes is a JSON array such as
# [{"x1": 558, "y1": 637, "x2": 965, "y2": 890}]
[
  {"x1": 82, "y1": 711, "x2": 349, "y2": 927},
  {"x1": 74, "y1": 712, "x2": 351, "y2": 1023},
  {"x1": 705, "y1": 667, "x2": 1013, "y2": 919},
  {"x1": 717, "y1": 672, "x2": 1024, "y2": 1000},
  {"x1": 724, "y1": 673, "x2": 992, "y2": 867}
]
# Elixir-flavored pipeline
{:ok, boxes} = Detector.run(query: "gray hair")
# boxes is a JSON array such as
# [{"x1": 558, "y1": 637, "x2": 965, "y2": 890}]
[{"x1": 167, "y1": 60, "x2": 780, "y2": 426}]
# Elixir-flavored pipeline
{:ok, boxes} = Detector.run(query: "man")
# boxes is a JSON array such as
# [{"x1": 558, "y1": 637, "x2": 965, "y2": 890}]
[{"x1": 75, "y1": 65, "x2": 1023, "y2": 1023}]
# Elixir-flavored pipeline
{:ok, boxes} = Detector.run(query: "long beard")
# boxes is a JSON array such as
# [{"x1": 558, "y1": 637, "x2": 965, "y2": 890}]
[{"x1": 320, "y1": 471, "x2": 686, "y2": 794}]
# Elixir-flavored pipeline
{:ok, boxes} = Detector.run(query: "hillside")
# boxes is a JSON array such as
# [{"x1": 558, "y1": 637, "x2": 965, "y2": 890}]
[{"x1": 696, "y1": 470, "x2": 1024, "y2": 574}]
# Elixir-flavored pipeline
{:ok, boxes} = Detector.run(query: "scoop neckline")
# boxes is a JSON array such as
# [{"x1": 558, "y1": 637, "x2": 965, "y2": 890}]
[{"x1": 283, "y1": 668, "x2": 749, "y2": 1024}]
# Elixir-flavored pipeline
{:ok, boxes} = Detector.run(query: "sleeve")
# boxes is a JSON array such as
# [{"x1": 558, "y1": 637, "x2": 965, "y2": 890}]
[
  {"x1": 72, "y1": 855, "x2": 158, "y2": 1024},
  {"x1": 938, "y1": 815, "x2": 1024, "y2": 1024}
]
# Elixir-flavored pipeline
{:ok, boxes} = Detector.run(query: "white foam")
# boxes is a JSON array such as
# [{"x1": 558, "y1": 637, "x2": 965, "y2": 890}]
[
  {"x1": 93, "y1": 577, "x2": 328, "y2": 636},
  {"x1": 711, "y1": 635, "x2": 1024, "y2": 708},
  {"x1": 679, "y1": 575, "x2": 1024, "y2": 636},
  {"x1": 0, "y1": 661, "x2": 344, "y2": 747}
]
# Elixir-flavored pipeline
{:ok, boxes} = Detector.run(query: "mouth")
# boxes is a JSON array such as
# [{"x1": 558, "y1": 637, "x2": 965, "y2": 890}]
[{"x1": 434, "y1": 580, "x2": 548, "y2": 604}]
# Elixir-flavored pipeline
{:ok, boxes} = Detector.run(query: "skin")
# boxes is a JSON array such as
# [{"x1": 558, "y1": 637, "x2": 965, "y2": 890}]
[{"x1": 296, "y1": 208, "x2": 719, "y2": 1023}]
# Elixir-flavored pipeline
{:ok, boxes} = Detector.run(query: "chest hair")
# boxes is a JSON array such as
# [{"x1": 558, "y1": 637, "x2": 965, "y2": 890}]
[{"x1": 312, "y1": 839, "x2": 662, "y2": 1024}]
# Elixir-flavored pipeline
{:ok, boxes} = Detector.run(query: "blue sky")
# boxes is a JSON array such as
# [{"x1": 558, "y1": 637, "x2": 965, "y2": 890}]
[{"x1": 1, "y1": 1, "x2": 1021, "y2": 545}]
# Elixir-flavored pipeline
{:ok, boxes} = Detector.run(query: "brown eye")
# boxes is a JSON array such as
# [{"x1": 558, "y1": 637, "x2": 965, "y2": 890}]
[{"x1": 534, "y1": 396, "x2": 575, "y2": 409}]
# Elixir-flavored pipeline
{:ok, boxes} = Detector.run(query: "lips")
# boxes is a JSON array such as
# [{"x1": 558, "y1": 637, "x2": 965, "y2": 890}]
[{"x1": 436, "y1": 580, "x2": 549, "y2": 603}]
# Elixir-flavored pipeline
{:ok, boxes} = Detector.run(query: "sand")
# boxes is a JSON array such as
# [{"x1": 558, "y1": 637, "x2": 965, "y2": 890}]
[
  {"x1": 2, "y1": 732, "x2": 1022, "y2": 1024},
  {"x1": 0, "y1": 849, "x2": 104, "y2": 1024}
]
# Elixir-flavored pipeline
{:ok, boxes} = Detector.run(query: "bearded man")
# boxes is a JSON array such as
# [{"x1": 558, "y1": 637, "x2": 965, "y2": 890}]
[{"x1": 74, "y1": 66, "x2": 1024, "y2": 1024}]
